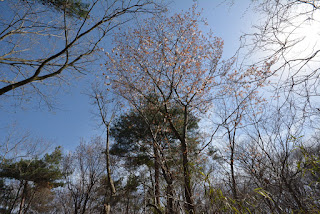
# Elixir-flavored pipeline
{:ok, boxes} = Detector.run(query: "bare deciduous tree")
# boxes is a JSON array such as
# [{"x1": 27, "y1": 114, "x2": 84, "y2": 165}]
[
  {"x1": 0, "y1": 0, "x2": 161, "y2": 108},
  {"x1": 239, "y1": 0, "x2": 320, "y2": 120},
  {"x1": 0, "y1": 123, "x2": 50, "y2": 164},
  {"x1": 90, "y1": 83, "x2": 118, "y2": 214},
  {"x1": 60, "y1": 139, "x2": 106, "y2": 214}
]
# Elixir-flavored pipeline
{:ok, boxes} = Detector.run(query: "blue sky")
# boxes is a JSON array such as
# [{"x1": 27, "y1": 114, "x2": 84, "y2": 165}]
[{"x1": 0, "y1": 0, "x2": 254, "y2": 151}]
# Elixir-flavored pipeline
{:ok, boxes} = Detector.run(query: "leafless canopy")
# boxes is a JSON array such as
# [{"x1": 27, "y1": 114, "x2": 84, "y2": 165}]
[
  {"x1": 0, "y1": 0, "x2": 162, "y2": 107},
  {"x1": 239, "y1": 0, "x2": 320, "y2": 120}
]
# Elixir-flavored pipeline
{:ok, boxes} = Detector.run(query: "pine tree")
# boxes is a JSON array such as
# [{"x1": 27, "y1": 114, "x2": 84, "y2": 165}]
[{"x1": 0, "y1": 147, "x2": 64, "y2": 213}]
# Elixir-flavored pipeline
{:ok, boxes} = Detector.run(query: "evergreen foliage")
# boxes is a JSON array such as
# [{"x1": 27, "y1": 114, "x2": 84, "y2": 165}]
[
  {"x1": 36, "y1": 0, "x2": 89, "y2": 18},
  {"x1": 0, "y1": 147, "x2": 63, "y2": 188}
]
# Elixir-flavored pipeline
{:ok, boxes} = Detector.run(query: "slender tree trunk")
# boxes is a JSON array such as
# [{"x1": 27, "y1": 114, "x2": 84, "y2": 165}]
[
  {"x1": 153, "y1": 142, "x2": 160, "y2": 207},
  {"x1": 228, "y1": 129, "x2": 237, "y2": 200},
  {"x1": 18, "y1": 181, "x2": 28, "y2": 214},
  {"x1": 103, "y1": 204, "x2": 111, "y2": 214},
  {"x1": 181, "y1": 139, "x2": 194, "y2": 214},
  {"x1": 165, "y1": 104, "x2": 195, "y2": 214},
  {"x1": 74, "y1": 203, "x2": 78, "y2": 214},
  {"x1": 9, "y1": 181, "x2": 24, "y2": 214},
  {"x1": 23, "y1": 189, "x2": 36, "y2": 214},
  {"x1": 126, "y1": 197, "x2": 130, "y2": 214},
  {"x1": 230, "y1": 147, "x2": 237, "y2": 200},
  {"x1": 166, "y1": 180, "x2": 174, "y2": 214},
  {"x1": 81, "y1": 191, "x2": 93, "y2": 214},
  {"x1": 161, "y1": 170, "x2": 175, "y2": 214},
  {"x1": 283, "y1": 177, "x2": 306, "y2": 211},
  {"x1": 181, "y1": 106, "x2": 194, "y2": 214},
  {"x1": 104, "y1": 125, "x2": 116, "y2": 214},
  {"x1": 158, "y1": 154, "x2": 175, "y2": 214}
]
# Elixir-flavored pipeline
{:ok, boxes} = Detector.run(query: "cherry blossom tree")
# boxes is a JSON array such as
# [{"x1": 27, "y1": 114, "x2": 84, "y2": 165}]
[{"x1": 104, "y1": 6, "x2": 231, "y2": 213}]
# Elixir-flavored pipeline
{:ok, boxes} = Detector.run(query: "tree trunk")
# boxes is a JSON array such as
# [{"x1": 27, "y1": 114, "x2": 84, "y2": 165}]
[
  {"x1": 159, "y1": 155, "x2": 175, "y2": 214},
  {"x1": 153, "y1": 142, "x2": 161, "y2": 207},
  {"x1": 18, "y1": 181, "x2": 28, "y2": 214},
  {"x1": 105, "y1": 125, "x2": 116, "y2": 214},
  {"x1": 181, "y1": 106, "x2": 194, "y2": 214},
  {"x1": 103, "y1": 204, "x2": 111, "y2": 214},
  {"x1": 23, "y1": 189, "x2": 36, "y2": 214},
  {"x1": 166, "y1": 180, "x2": 174, "y2": 214},
  {"x1": 9, "y1": 181, "x2": 24, "y2": 214},
  {"x1": 126, "y1": 197, "x2": 130, "y2": 214},
  {"x1": 165, "y1": 104, "x2": 195, "y2": 214},
  {"x1": 230, "y1": 147, "x2": 237, "y2": 200},
  {"x1": 228, "y1": 129, "x2": 237, "y2": 200},
  {"x1": 181, "y1": 139, "x2": 194, "y2": 214}
]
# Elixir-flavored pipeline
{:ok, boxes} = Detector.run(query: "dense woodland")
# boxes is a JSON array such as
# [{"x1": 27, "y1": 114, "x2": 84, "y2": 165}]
[{"x1": 1, "y1": 0, "x2": 320, "y2": 213}]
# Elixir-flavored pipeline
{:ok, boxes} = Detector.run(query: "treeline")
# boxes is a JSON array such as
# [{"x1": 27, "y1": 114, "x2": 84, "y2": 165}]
[{"x1": 1, "y1": 107, "x2": 320, "y2": 213}]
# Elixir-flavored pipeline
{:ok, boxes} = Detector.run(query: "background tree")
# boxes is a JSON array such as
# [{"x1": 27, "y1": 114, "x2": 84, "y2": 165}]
[
  {"x1": 0, "y1": 124, "x2": 50, "y2": 164},
  {"x1": 90, "y1": 83, "x2": 119, "y2": 214},
  {"x1": 37, "y1": 0, "x2": 90, "y2": 18},
  {"x1": 297, "y1": 134, "x2": 320, "y2": 211},
  {"x1": 231, "y1": 100, "x2": 315, "y2": 213},
  {"x1": 0, "y1": 146, "x2": 63, "y2": 214},
  {"x1": 58, "y1": 139, "x2": 106, "y2": 214},
  {"x1": 239, "y1": 0, "x2": 320, "y2": 124}
]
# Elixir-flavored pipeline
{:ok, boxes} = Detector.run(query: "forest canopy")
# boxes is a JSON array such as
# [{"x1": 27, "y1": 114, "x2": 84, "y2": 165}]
[{"x1": 1, "y1": 0, "x2": 320, "y2": 213}]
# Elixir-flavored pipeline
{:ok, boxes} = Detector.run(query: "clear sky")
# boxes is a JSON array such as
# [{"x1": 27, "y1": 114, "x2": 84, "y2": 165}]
[{"x1": 0, "y1": 0, "x2": 254, "y2": 151}]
